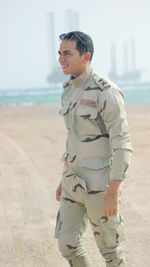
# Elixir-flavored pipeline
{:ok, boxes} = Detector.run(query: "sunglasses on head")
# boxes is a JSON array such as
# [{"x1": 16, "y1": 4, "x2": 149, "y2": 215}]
[{"x1": 59, "y1": 33, "x2": 87, "y2": 51}]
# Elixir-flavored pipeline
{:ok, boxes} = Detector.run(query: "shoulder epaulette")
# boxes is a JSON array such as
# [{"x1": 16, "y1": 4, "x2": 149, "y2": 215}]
[
  {"x1": 93, "y1": 73, "x2": 111, "y2": 91},
  {"x1": 93, "y1": 72, "x2": 124, "y2": 99}
]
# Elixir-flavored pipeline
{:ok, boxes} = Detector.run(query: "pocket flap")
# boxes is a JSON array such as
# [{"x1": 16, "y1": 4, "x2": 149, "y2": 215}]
[
  {"x1": 59, "y1": 105, "x2": 70, "y2": 115},
  {"x1": 76, "y1": 106, "x2": 98, "y2": 119},
  {"x1": 81, "y1": 157, "x2": 111, "y2": 170}
]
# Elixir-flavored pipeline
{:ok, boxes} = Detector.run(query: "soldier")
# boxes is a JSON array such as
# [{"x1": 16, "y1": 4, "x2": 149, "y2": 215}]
[{"x1": 55, "y1": 31, "x2": 133, "y2": 267}]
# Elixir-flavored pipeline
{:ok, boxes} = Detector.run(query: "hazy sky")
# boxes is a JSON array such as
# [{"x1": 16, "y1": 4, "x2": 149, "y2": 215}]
[{"x1": 0, "y1": 0, "x2": 149, "y2": 89}]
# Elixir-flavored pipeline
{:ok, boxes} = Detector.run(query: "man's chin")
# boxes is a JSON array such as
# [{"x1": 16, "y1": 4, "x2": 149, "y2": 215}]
[{"x1": 62, "y1": 69, "x2": 71, "y2": 75}]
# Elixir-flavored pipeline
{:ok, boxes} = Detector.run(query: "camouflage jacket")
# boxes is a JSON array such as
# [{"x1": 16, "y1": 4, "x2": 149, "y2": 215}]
[{"x1": 59, "y1": 65, "x2": 133, "y2": 190}]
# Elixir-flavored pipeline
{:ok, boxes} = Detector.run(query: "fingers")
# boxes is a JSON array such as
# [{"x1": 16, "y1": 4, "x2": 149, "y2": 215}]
[
  {"x1": 102, "y1": 193, "x2": 118, "y2": 217},
  {"x1": 56, "y1": 188, "x2": 62, "y2": 201},
  {"x1": 56, "y1": 190, "x2": 61, "y2": 201},
  {"x1": 102, "y1": 207, "x2": 118, "y2": 217},
  {"x1": 56, "y1": 182, "x2": 62, "y2": 202}
]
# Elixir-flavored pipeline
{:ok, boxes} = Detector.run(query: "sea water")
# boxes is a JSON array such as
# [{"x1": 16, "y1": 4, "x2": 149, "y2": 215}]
[{"x1": 0, "y1": 83, "x2": 150, "y2": 106}]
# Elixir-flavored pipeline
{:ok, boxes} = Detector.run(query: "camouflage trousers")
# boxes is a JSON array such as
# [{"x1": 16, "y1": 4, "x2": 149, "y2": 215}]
[{"x1": 55, "y1": 173, "x2": 126, "y2": 267}]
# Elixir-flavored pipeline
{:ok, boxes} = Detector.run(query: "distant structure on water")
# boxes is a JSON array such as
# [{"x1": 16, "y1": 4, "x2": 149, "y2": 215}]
[
  {"x1": 46, "y1": 10, "x2": 79, "y2": 85},
  {"x1": 46, "y1": 13, "x2": 144, "y2": 85},
  {"x1": 109, "y1": 39, "x2": 144, "y2": 83}
]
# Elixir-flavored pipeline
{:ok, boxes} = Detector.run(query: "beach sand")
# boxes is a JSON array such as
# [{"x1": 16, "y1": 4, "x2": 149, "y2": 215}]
[{"x1": 0, "y1": 105, "x2": 150, "y2": 267}]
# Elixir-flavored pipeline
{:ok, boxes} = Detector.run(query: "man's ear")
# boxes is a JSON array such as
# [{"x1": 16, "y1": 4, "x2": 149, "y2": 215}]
[{"x1": 84, "y1": 52, "x2": 91, "y2": 63}]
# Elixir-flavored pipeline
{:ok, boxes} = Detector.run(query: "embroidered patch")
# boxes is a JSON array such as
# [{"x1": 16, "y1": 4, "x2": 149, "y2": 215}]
[
  {"x1": 80, "y1": 99, "x2": 97, "y2": 108},
  {"x1": 98, "y1": 78, "x2": 108, "y2": 86}
]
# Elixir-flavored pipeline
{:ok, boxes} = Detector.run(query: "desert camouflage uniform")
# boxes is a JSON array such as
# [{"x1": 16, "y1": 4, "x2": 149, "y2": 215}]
[{"x1": 55, "y1": 66, "x2": 133, "y2": 267}]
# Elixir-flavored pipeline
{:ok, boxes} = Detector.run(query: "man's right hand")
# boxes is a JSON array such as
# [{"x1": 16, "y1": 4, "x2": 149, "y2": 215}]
[{"x1": 56, "y1": 182, "x2": 62, "y2": 201}]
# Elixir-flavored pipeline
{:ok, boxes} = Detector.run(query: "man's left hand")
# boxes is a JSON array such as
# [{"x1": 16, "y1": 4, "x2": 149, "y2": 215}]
[
  {"x1": 102, "y1": 192, "x2": 119, "y2": 217},
  {"x1": 102, "y1": 180, "x2": 123, "y2": 217}
]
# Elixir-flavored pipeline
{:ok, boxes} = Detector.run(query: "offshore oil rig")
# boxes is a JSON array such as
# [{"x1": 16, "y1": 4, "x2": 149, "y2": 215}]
[{"x1": 108, "y1": 39, "x2": 144, "y2": 84}]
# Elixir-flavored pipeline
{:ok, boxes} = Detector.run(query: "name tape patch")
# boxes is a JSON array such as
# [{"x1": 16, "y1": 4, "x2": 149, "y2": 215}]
[{"x1": 80, "y1": 99, "x2": 97, "y2": 108}]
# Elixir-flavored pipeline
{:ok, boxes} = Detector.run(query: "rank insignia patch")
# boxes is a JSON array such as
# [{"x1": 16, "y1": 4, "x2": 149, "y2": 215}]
[{"x1": 98, "y1": 79, "x2": 108, "y2": 86}]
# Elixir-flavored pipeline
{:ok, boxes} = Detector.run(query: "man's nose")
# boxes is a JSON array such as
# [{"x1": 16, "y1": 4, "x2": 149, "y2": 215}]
[{"x1": 59, "y1": 55, "x2": 65, "y2": 63}]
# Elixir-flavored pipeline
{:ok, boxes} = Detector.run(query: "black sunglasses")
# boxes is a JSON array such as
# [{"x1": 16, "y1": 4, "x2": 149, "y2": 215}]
[{"x1": 59, "y1": 33, "x2": 87, "y2": 51}]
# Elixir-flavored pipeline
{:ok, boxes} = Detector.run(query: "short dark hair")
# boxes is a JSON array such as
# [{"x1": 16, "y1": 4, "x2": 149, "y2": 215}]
[{"x1": 61, "y1": 31, "x2": 94, "y2": 61}]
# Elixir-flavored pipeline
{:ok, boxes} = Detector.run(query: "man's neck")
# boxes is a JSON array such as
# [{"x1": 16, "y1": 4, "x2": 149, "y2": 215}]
[{"x1": 71, "y1": 64, "x2": 90, "y2": 79}]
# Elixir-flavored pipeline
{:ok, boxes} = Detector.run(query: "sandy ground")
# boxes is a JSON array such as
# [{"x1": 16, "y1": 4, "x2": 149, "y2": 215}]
[{"x1": 0, "y1": 105, "x2": 150, "y2": 267}]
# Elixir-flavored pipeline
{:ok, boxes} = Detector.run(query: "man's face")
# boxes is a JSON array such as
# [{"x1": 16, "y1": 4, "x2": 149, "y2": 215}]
[{"x1": 58, "y1": 40, "x2": 87, "y2": 78}]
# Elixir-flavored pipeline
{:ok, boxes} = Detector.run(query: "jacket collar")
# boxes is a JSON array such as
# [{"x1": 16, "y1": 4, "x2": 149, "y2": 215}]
[{"x1": 70, "y1": 65, "x2": 93, "y2": 88}]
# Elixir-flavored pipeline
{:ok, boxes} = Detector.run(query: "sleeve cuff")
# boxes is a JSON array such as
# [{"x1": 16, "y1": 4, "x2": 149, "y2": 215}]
[{"x1": 110, "y1": 148, "x2": 132, "y2": 180}]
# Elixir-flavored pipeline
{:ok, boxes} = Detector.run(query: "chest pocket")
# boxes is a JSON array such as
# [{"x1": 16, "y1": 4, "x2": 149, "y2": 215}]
[
  {"x1": 76, "y1": 105, "x2": 98, "y2": 119},
  {"x1": 74, "y1": 104, "x2": 100, "y2": 136}
]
